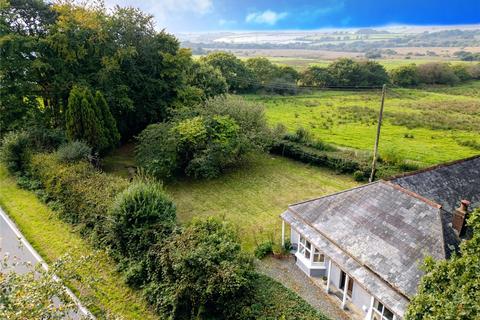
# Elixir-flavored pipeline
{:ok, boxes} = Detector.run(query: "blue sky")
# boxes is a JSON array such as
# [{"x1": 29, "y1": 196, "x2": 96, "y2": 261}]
[{"x1": 105, "y1": 0, "x2": 480, "y2": 32}]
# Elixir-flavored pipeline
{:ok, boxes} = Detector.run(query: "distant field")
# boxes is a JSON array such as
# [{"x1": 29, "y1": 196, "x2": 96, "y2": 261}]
[{"x1": 249, "y1": 81, "x2": 480, "y2": 166}]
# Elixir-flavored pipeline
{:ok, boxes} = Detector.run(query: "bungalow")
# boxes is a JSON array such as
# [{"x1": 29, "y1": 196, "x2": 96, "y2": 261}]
[{"x1": 280, "y1": 156, "x2": 480, "y2": 320}]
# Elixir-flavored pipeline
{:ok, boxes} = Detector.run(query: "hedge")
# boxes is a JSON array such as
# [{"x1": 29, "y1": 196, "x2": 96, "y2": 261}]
[
  {"x1": 271, "y1": 140, "x2": 369, "y2": 175},
  {"x1": 28, "y1": 153, "x2": 129, "y2": 241}
]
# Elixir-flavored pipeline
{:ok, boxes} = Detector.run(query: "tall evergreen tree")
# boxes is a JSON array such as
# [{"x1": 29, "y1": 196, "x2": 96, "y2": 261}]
[
  {"x1": 94, "y1": 91, "x2": 120, "y2": 148},
  {"x1": 65, "y1": 85, "x2": 104, "y2": 151}
]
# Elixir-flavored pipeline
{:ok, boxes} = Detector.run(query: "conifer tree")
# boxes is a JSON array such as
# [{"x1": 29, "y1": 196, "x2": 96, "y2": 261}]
[
  {"x1": 65, "y1": 85, "x2": 104, "y2": 151},
  {"x1": 95, "y1": 91, "x2": 120, "y2": 148}
]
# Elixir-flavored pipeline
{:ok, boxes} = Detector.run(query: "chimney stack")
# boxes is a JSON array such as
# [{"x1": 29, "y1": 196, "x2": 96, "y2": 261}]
[{"x1": 452, "y1": 200, "x2": 470, "y2": 236}]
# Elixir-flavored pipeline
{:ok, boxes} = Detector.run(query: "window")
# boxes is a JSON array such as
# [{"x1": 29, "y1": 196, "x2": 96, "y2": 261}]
[
  {"x1": 313, "y1": 248, "x2": 325, "y2": 264},
  {"x1": 299, "y1": 236, "x2": 312, "y2": 260},
  {"x1": 298, "y1": 236, "x2": 325, "y2": 267},
  {"x1": 372, "y1": 299, "x2": 394, "y2": 320}
]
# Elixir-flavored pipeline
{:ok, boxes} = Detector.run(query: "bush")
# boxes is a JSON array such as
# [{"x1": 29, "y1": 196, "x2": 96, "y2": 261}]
[
  {"x1": 135, "y1": 123, "x2": 179, "y2": 180},
  {"x1": 254, "y1": 241, "x2": 274, "y2": 259},
  {"x1": 108, "y1": 178, "x2": 176, "y2": 262},
  {"x1": 146, "y1": 218, "x2": 255, "y2": 319},
  {"x1": 137, "y1": 96, "x2": 272, "y2": 180},
  {"x1": 27, "y1": 127, "x2": 67, "y2": 152},
  {"x1": 353, "y1": 170, "x2": 367, "y2": 182},
  {"x1": 0, "y1": 131, "x2": 31, "y2": 174},
  {"x1": 56, "y1": 141, "x2": 92, "y2": 163}
]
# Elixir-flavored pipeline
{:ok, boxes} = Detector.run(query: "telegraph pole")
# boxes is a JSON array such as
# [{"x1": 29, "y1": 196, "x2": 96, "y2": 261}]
[{"x1": 369, "y1": 84, "x2": 387, "y2": 183}]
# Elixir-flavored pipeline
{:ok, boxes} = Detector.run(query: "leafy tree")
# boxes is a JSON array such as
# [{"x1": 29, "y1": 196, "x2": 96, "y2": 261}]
[
  {"x1": 201, "y1": 52, "x2": 255, "y2": 92},
  {"x1": 188, "y1": 61, "x2": 228, "y2": 100},
  {"x1": 452, "y1": 64, "x2": 473, "y2": 82},
  {"x1": 327, "y1": 58, "x2": 366, "y2": 86},
  {"x1": 0, "y1": 0, "x2": 56, "y2": 134},
  {"x1": 300, "y1": 66, "x2": 333, "y2": 86},
  {"x1": 245, "y1": 57, "x2": 279, "y2": 85},
  {"x1": 358, "y1": 60, "x2": 389, "y2": 86},
  {"x1": 145, "y1": 217, "x2": 255, "y2": 319},
  {"x1": 406, "y1": 209, "x2": 480, "y2": 319},
  {"x1": 390, "y1": 64, "x2": 420, "y2": 87}
]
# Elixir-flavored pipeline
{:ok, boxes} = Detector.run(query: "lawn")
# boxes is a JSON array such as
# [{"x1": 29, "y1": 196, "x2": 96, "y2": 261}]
[
  {"x1": 249, "y1": 81, "x2": 480, "y2": 166},
  {"x1": 104, "y1": 149, "x2": 358, "y2": 251},
  {"x1": 0, "y1": 166, "x2": 157, "y2": 319}
]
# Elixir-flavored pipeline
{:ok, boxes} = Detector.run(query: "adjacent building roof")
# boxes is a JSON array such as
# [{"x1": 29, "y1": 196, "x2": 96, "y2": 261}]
[
  {"x1": 281, "y1": 155, "x2": 480, "y2": 318},
  {"x1": 391, "y1": 156, "x2": 480, "y2": 213}
]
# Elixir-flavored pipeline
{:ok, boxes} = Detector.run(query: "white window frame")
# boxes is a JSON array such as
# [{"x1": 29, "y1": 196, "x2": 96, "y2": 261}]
[
  {"x1": 371, "y1": 299, "x2": 395, "y2": 320},
  {"x1": 296, "y1": 235, "x2": 326, "y2": 268}
]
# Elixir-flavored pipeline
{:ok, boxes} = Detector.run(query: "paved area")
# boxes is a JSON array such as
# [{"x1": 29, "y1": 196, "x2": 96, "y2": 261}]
[
  {"x1": 257, "y1": 255, "x2": 351, "y2": 320},
  {"x1": 0, "y1": 206, "x2": 92, "y2": 319}
]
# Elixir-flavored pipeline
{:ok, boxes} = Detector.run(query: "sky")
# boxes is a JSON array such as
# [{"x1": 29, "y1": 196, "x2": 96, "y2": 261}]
[{"x1": 104, "y1": 0, "x2": 480, "y2": 33}]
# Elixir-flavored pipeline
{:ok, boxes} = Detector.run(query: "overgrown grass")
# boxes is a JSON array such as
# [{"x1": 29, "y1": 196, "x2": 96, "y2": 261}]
[
  {"x1": 0, "y1": 166, "x2": 157, "y2": 319},
  {"x1": 250, "y1": 81, "x2": 480, "y2": 166},
  {"x1": 166, "y1": 153, "x2": 358, "y2": 251}
]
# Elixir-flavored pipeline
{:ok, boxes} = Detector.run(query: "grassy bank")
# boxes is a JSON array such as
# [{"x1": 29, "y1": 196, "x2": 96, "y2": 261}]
[{"x1": 0, "y1": 166, "x2": 157, "y2": 319}]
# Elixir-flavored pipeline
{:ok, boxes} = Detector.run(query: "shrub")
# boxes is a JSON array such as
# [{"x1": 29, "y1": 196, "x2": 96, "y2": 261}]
[
  {"x1": 146, "y1": 218, "x2": 255, "y2": 319},
  {"x1": 353, "y1": 170, "x2": 367, "y2": 182},
  {"x1": 0, "y1": 131, "x2": 31, "y2": 174},
  {"x1": 254, "y1": 241, "x2": 274, "y2": 259},
  {"x1": 135, "y1": 123, "x2": 179, "y2": 180},
  {"x1": 27, "y1": 126, "x2": 67, "y2": 152},
  {"x1": 108, "y1": 179, "x2": 176, "y2": 261},
  {"x1": 56, "y1": 141, "x2": 92, "y2": 163}
]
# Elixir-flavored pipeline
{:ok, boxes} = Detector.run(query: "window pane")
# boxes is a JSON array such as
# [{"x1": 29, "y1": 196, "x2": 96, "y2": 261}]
[
  {"x1": 319, "y1": 254, "x2": 325, "y2": 262},
  {"x1": 306, "y1": 241, "x2": 311, "y2": 250},
  {"x1": 300, "y1": 236, "x2": 305, "y2": 244},
  {"x1": 374, "y1": 300, "x2": 383, "y2": 312},
  {"x1": 305, "y1": 250, "x2": 310, "y2": 259},
  {"x1": 383, "y1": 308, "x2": 394, "y2": 320}
]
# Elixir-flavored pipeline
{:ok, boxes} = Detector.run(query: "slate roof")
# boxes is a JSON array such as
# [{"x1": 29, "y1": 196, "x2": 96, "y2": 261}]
[
  {"x1": 391, "y1": 156, "x2": 480, "y2": 213},
  {"x1": 281, "y1": 155, "x2": 480, "y2": 318}
]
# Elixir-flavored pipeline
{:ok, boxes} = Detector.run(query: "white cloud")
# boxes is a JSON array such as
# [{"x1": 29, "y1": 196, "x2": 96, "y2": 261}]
[
  {"x1": 219, "y1": 19, "x2": 237, "y2": 26},
  {"x1": 245, "y1": 10, "x2": 288, "y2": 26}
]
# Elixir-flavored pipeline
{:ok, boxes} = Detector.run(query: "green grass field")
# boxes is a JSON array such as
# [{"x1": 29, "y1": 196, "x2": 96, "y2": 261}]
[
  {"x1": 249, "y1": 81, "x2": 480, "y2": 166},
  {"x1": 0, "y1": 166, "x2": 157, "y2": 319},
  {"x1": 268, "y1": 57, "x2": 472, "y2": 70},
  {"x1": 104, "y1": 149, "x2": 358, "y2": 251}
]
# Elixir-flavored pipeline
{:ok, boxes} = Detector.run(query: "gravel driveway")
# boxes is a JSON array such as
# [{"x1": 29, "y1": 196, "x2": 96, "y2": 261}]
[{"x1": 257, "y1": 255, "x2": 351, "y2": 320}]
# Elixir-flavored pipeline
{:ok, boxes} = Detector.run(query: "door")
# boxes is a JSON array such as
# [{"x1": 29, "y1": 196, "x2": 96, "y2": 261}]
[
  {"x1": 339, "y1": 270, "x2": 353, "y2": 298},
  {"x1": 347, "y1": 277, "x2": 353, "y2": 298},
  {"x1": 339, "y1": 270, "x2": 346, "y2": 290}
]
